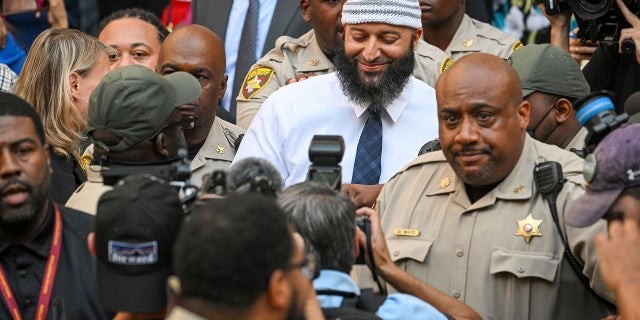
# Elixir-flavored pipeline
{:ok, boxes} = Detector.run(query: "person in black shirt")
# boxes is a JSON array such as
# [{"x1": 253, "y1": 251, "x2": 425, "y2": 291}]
[{"x1": 0, "y1": 92, "x2": 107, "y2": 319}]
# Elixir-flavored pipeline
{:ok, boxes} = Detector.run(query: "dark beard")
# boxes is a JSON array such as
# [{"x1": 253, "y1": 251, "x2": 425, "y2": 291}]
[
  {"x1": 334, "y1": 42, "x2": 414, "y2": 114},
  {"x1": 0, "y1": 179, "x2": 48, "y2": 231},
  {"x1": 284, "y1": 286, "x2": 306, "y2": 320}
]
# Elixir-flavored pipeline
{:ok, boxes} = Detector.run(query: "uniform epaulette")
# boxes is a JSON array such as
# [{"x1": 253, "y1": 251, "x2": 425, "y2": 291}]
[
  {"x1": 473, "y1": 18, "x2": 522, "y2": 47},
  {"x1": 277, "y1": 31, "x2": 313, "y2": 54},
  {"x1": 400, "y1": 150, "x2": 448, "y2": 172}
]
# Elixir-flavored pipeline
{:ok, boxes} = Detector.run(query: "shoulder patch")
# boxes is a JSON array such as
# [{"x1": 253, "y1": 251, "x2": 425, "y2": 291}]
[
  {"x1": 511, "y1": 40, "x2": 524, "y2": 53},
  {"x1": 440, "y1": 57, "x2": 454, "y2": 74},
  {"x1": 240, "y1": 66, "x2": 275, "y2": 100}
]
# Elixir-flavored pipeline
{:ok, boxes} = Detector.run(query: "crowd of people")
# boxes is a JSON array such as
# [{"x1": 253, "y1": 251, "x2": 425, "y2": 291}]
[{"x1": 0, "y1": 0, "x2": 639, "y2": 319}]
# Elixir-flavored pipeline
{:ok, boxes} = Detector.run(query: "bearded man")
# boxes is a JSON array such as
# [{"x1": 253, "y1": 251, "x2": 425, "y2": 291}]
[{"x1": 233, "y1": 0, "x2": 438, "y2": 206}]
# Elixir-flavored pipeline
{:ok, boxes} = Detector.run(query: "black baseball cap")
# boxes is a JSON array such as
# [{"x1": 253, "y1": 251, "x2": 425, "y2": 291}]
[{"x1": 94, "y1": 174, "x2": 183, "y2": 313}]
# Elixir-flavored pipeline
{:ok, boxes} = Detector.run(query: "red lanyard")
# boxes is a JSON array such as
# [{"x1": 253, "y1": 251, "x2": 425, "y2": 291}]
[{"x1": 0, "y1": 204, "x2": 63, "y2": 320}]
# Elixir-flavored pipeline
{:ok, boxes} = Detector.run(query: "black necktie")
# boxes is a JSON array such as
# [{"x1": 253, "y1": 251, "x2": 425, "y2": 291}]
[
  {"x1": 351, "y1": 111, "x2": 383, "y2": 185},
  {"x1": 230, "y1": 0, "x2": 260, "y2": 116}
]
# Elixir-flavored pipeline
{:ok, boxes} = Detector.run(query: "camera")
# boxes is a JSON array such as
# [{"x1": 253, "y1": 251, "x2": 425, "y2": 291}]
[
  {"x1": 307, "y1": 135, "x2": 345, "y2": 190},
  {"x1": 575, "y1": 91, "x2": 629, "y2": 154},
  {"x1": 102, "y1": 148, "x2": 192, "y2": 188},
  {"x1": 537, "y1": 0, "x2": 640, "y2": 45}
]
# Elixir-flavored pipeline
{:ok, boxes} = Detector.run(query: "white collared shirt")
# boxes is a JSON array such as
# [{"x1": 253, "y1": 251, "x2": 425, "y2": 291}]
[{"x1": 232, "y1": 72, "x2": 439, "y2": 186}]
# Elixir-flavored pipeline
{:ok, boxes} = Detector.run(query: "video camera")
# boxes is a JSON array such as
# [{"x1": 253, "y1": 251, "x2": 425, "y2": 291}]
[
  {"x1": 307, "y1": 135, "x2": 345, "y2": 190},
  {"x1": 101, "y1": 148, "x2": 192, "y2": 189},
  {"x1": 575, "y1": 91, "x2": 629, "y2": 154},
  {"x1": 537, "y1": 0, "x2": 640, "y2": 48}
]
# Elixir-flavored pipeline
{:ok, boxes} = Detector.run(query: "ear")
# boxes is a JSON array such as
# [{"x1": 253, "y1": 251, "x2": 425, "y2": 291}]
[
  {"x1": 412, "y1": 28, "x2": 423, "y2": 48},
  {"x1": 554, "y1": 98, "x2": 573, "y2": 124},
  {"x1": 43, "y1": 143, "x2": 52, "y2": 175},
  {"x1": 220, "y1": 75, "x2": 229, "y2": 100},
  {"x1": 300, "y1": 0, "x2": 312, "y2": 23},
  {"x1": 268, "y1": 270, "x2": 291, "y2": 309},
  {"x1": 154, "y1": 132, "x2": 172, "y2": 158},
  {"x1": 87, "y1": 232, "x2": 96, "y2": 257},
  {"x1": 517, "y1": 100, "x2": 531, "y2": 129},
  {"x1": 69, "y1": 71, "x2": 81, "y2": 101}
]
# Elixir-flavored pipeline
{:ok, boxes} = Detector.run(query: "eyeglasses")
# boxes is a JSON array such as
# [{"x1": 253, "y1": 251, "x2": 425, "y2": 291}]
[
  {"x1": 284, "y1": 252, "x2": 320, "y2": 281},
  {"x1": 148, "y1": 116, "x2": 196, "y2": 141}
]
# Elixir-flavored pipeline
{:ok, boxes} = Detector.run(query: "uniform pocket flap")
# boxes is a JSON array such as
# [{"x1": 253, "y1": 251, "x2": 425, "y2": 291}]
[
  {"x1": 490, "y1": 248, "x2": 559, "y2": 282},
  {"x1": 386, "y1": 238, "x2": 433, "y2": 263}
]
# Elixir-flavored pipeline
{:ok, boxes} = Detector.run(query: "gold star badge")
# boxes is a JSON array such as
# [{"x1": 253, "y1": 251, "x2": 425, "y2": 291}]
[
  {"x1": 440, "y1": 177, "x2": 450, "y2": 189},
  {"x1": 215, "y1": 144, "x2": 226, "y2": 154},
  {"x1": 308, "y1": 58, "x2": 319, "y2": 66},
  {"x1": 463, "y1": 38, "x2": 474, "y2": 48},
  {"x1": 515, "y1": 213, "x2": 542, "y2": 244}
]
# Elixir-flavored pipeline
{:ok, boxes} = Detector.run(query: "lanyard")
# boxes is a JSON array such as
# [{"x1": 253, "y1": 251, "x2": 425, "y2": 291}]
[{"x1": 0, "y1": 204, "x2": 63, "y2": 320}]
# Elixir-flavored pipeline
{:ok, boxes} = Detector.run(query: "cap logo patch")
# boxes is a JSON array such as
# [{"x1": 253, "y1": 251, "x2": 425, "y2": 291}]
[
  {"x1": 108, "y1": 240, "x2": 158, "y2": 265},
  {"x1": 628, "y1": 168, "x2": 640, "y2": 181},
  {"x1": 240, "y1": 66, "x2": 274, "y2": 100}
]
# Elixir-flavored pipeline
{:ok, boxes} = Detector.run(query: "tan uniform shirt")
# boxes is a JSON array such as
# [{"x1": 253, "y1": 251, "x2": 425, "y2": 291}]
[
  {"x1": 165, "y1": 306, "x2": 206, "y2": 320},
  {"x1": 445, "y1": 14, "x2": 523, "y2": 60},
  {"x1": 564, "y1": 127, "x2": 588, "y2": 152},
  {"x1": 190, "y1": 117, "x2": 244, "y2": 188},
  {"x1": 65, "y1": 165, "x2": 112, "y2": 215},
  {"x1": 235, "y1": 30, "x2": 451, "y2": 129},
  {"x1": 377, "y1": 135, "x2": 614, "y2": 319}
]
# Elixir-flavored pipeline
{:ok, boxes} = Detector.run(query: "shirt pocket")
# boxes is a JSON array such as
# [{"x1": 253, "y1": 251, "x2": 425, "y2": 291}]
[
  {"x1": 387, "y1": 238, "x2": 433, "y2": 263},
  {"x1": 489, "y1": 248, "x2": 559, "y2": 282}
]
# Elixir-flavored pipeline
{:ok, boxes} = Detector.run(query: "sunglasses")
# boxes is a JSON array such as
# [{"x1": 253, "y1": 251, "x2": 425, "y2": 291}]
[{"x1": 149, "y1": 115, "x2": 196, "y2": 141}]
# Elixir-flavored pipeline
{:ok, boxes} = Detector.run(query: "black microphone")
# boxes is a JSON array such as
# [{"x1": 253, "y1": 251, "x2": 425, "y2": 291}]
[
  {"x1": 226, "y1": 157, "x2": 283, "y2": 197},
  {"x1": 623, "y1": 91, "x2": 640, "y2": 124}
]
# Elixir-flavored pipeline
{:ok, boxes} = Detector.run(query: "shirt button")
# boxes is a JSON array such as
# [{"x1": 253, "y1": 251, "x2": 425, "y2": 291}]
[
  {"x1": 456, "y1": 249, "x2": 464, "y2": 257},
  {"x1": 453, "y1": 291, "x2": 461, "y2": 298},
  {"x1": 18, "y1": 270, "x2": 27, "y2": 279},
  {"x1": 393, "y1": 250, "x2": 400, "y2": 257},
  {"x1": 25, "y1": 298, "x2": 33, "y2": 307},
  {"x1": 517, "y1": 266, "x2": 525, "y2": 273}
]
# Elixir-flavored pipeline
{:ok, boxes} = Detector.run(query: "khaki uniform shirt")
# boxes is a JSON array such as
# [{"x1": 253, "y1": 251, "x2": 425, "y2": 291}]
[
  {"x1": 190, "y1": 117, "x2": 244, "y2": 188},
  {"x1": 445, "y1": 14, "x2": 523, "y2": 60},
  {"x1": 565, "y1": 127, "x2": 588, "y2": 152},
  {"x1": 65, "y1": 165, "x2": 112, "y2": 215},
  {"x1": 165, "y1": 306, "x2": 206, "y2": 320},
  {"x1": 377, "y1": 135, "x2": 614, "y2": 319},
  {"x1": 235, "y1": 30, "x2": 451, "y2": 129}
]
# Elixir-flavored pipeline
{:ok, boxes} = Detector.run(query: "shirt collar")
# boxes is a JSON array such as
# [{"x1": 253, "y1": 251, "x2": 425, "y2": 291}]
[
  {"x1": 426, "y1": 135, "x2": 534, "y2": 210},
  {"x1": 296, "y1": 31, "x2": 335, "y2": 74},
  {"x1": 447, "y1": 14, "x2": 481, "y2": 54},
  {"x1": 347, "y1": 76, "x2": 415, "y2": 123},
  {"x1": 0, "y1": 202, "x2": 55, "y2": 258},
  {"x1": 313, "y1": 269, "x2": 361, "y2": 295}
]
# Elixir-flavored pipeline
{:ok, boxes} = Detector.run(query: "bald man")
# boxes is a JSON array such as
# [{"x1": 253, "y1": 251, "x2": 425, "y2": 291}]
[
  {"x1": 157, "y1": 25, "x2": 244, "y2": 187},
  {"x1": 371, "y1": 53, "x2": 614, "y2": 319}
]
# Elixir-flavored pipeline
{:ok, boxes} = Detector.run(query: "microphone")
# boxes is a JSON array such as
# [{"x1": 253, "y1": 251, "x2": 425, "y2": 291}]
[
  {"x1": 226, "y1": 157, "x2": 283, "y2": 197},
  {"x1": 624, "y1": 91, "x2": 640, "y2": 124}
]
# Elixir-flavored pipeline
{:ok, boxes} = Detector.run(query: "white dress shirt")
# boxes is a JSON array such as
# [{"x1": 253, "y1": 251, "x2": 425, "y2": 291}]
[{"x1": 232, "y1": 72, "x2": 439, "y2": 186}]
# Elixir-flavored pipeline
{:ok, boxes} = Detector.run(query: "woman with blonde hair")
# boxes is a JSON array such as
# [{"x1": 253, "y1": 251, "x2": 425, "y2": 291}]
[{"x1": 14, "y1": 28, "x2": 111, "y2": 204}]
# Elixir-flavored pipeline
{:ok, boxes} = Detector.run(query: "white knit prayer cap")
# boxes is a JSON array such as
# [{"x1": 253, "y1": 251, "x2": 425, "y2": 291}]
[{"x1": 341, "y1": 0, "x2": 422, "y2": 29}]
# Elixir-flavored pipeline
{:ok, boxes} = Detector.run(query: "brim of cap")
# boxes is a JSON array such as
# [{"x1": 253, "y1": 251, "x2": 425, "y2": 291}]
[
  {"x1": 566, "y1": 188, "x2": 623, "y2": 227},
  {"x1": 97, "y1": 259, "x2": 170, "y2": 313},
  {"x1": 163, "y1": 72, "x2": 202, "y2": 107},
  {"x1": 522, "y1": 88, "x2": 535, "y2": 98}
]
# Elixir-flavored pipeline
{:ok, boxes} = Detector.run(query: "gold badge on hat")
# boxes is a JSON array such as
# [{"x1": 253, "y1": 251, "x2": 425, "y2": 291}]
[
  {"x1": 515, "y1": 213, "x2": 542, "y2": 244},
  {"x1": 308, "y1": 58, "x2": 319, "y2": 66},
  {"x1": 440, "y1": 177, "x2": 450, "y2": 189},
  {"x1": 215, "y1": 144, "x2": 226, "y2": 154},
  {"x1": 463, "y1": 38, "x2": 474, "y2": 48}
]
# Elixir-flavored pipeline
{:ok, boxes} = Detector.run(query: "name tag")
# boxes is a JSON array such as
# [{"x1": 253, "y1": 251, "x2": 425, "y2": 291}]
[{"x1": 393, "y1": 228, "x2": 420, "y2": 237}]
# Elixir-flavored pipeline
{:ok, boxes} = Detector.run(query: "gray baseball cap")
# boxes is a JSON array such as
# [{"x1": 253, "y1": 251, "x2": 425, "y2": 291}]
[
  {"x1": 87, "y1": 65, "x2": 201, "y2": 152},
  {"x1": 509, "y1": 44, "x2": 590, "y2": 99}
]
